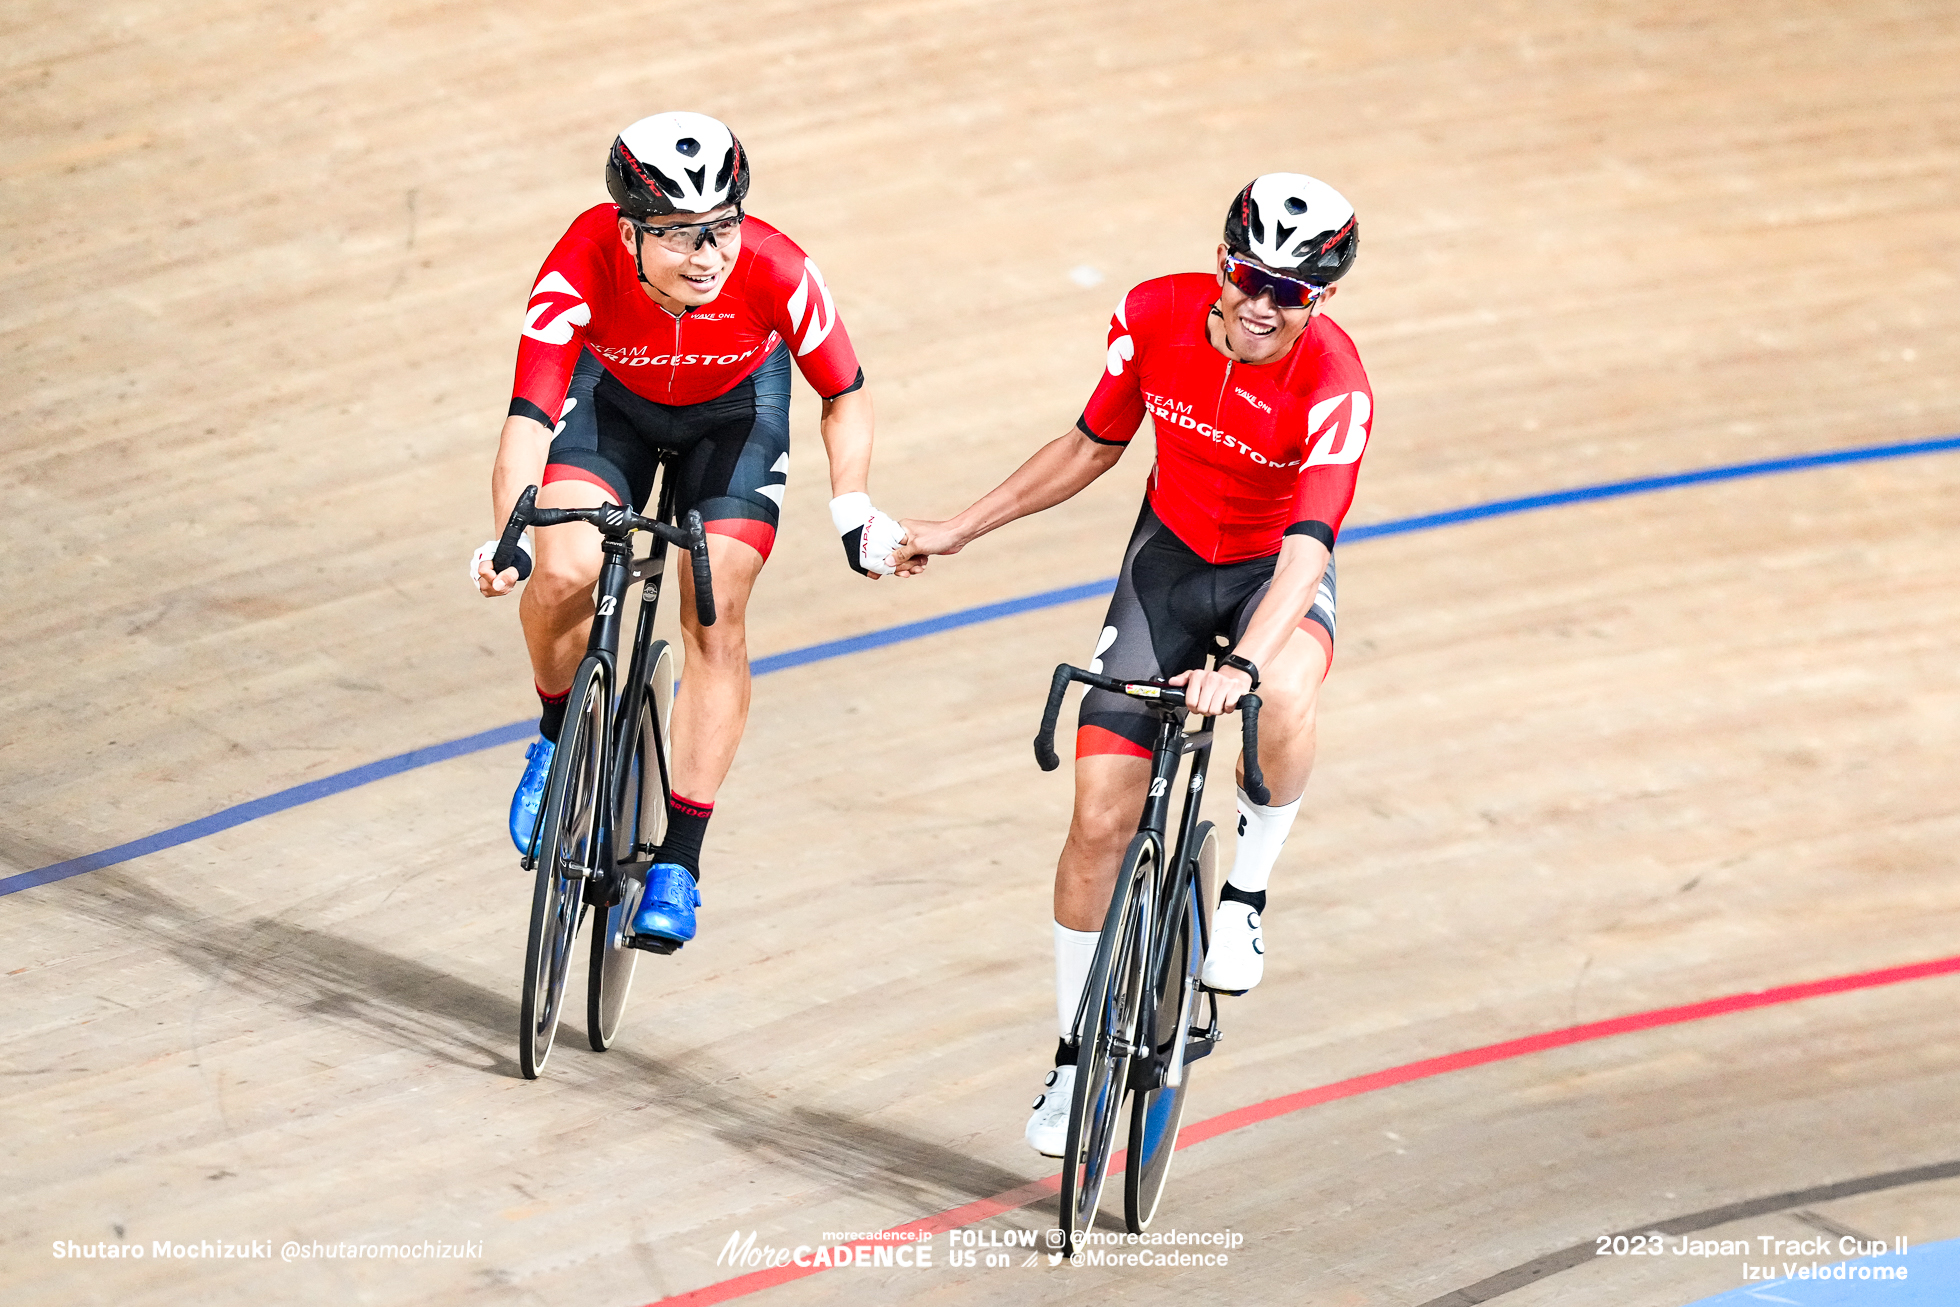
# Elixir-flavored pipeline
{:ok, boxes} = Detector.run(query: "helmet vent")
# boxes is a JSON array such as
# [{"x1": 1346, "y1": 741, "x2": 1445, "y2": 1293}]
[
  {"x1": 715, "y1": 147, "x2": 736, "y2": 191},
  {"x1": 1285, "y1": 197, "x2": 1307, "y2": 215},
  {"x1": 648, "y1": 164, "x2": 684, "y2": 198},
  {"x1": 686, "y1": 165, "x2": 706, "y2": 190},
  {"x1": 676, "y1": 137, "x2": 700, "y2": 157}
]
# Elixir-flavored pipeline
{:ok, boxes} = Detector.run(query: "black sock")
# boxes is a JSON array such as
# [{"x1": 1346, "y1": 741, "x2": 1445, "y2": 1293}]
[
  {"x1": 652, "y1": 793, "x2": 713, "y2": 880},
  {"x1": 1054, "y1": 1037, "x2": 1076, "y2": 1068},
  {"x1": 537, "y1": 685, "x2": 570, "y2": 744},
  {"x1": 1220, "y1": 884, "x2": 1267, "y2": 914}
]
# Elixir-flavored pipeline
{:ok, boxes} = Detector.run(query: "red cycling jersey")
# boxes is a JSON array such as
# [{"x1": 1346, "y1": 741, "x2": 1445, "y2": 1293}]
[
  {"x1": 509, "y1": 205, "x2": 862, "y2": 425},
  {"x1": 1078, "y1": 273, "x2": 1373, "y2": 564}
]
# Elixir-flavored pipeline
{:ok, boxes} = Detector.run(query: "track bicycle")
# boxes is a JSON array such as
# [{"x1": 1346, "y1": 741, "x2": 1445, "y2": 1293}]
[
  {"x1": 490, "y1": 464, "x2": 717, "y2": 1080},
  {"x1": 1033, "y1": 661, "x2": 1269, "y2": 1250}
]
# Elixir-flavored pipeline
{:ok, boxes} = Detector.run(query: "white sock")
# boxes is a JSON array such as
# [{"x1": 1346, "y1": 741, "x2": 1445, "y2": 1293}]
[
  {"x1": 1053, "y1": 921, "x2": 1100, "y2": 1037},
  {"x1": 1227, "y1": 786, "x2": 1301, "y2": 894}
]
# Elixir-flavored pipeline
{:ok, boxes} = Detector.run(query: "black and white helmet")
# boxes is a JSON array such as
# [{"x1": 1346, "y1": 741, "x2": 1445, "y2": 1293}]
[
  {"x1": 1223, "y1": 173, "x2": 1358, "y2": 284},
  {"x1": 606, "y1": 112, "x2": 750, "y2": 219}
]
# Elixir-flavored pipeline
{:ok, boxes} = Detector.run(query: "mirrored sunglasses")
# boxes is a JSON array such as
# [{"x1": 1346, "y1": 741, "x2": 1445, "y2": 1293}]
[{"x1": 1223, "y1": 255, "x2": 1328, "y2": 310}]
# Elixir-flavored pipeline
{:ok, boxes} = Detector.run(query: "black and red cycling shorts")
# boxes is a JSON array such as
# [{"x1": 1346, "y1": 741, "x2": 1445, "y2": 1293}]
[
  {"x1": 1077, "y1": 500, "x2": 1336, "y2": 760},
  {"x1": 538, "y1": 344, "x2": 790, "y2": 559}
]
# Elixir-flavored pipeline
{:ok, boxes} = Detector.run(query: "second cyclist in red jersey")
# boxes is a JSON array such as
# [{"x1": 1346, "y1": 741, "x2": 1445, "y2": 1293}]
[
  {"x1": 896, "y1": 173, "x2": 1372, "y2": 1156},
  {"x1": 475, "y1": 112, "x2": 907, "y2": 950}
]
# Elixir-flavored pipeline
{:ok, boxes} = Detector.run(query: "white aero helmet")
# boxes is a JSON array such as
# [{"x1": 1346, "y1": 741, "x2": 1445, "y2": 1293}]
[
  {"x1": 1223, "y1": 173, "x2": 1359, "y2": 284},
  {"x1": 606, "y1": 111, "x2": 750, "y2": 218}
]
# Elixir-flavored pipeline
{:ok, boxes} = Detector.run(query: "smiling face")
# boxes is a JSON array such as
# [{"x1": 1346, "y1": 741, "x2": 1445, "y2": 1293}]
[
  {"x1": 1209, "y1": 244, "x2": 1334, "y2": 365},
  {"x1": 617, "y1": 205, "x2": 743, "y2": 314}
]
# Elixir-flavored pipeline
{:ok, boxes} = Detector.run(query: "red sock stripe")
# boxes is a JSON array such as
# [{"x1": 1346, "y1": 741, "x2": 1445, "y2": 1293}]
[
  {"x1": 670, "y1": 793, "x2": 714, "y2": 819},
  {"x1": 536, "y1": 684, "x2": 570, "y2": 705}
]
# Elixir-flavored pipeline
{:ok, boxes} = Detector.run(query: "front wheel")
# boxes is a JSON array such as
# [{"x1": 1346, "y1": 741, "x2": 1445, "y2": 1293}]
[
  {"x1": 1125, "y1": 821, "x2": 1215, "y2": 1230},
  {"x1": 588, "y1": 641, "x2": 674, "y2": 1051},
  {"x1": 519, "y1": 657, "x2": 607, "y2": 1079},
  {"x1": 1059, "y1": 832, "x2": 1154, "y2": 1253}
]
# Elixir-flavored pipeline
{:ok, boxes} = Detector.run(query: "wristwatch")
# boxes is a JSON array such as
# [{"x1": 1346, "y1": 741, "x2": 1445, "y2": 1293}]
[{"x1": 1217, "y1": 653, "x2": 1260, "y2": 689}]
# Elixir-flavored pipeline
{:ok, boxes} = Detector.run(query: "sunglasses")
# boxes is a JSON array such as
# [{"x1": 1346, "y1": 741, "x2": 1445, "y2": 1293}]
[
  {"x1": 1222, "y1": 255, "x2": 1328, "y2": 310},
  {"x1": 629, "y1": 211, "x2": 745, "y2": 253}
]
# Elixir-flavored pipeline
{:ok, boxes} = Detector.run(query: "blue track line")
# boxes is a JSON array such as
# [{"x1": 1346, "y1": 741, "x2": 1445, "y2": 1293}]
[{"x1": 6, "y1": 432, "x2": 1956, "y2": 899}]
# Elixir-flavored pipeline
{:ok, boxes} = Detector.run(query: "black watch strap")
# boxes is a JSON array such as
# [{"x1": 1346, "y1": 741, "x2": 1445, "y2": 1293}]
[{"x1": 1218, "y1": 653, "x2": 1260, "y2": 689}]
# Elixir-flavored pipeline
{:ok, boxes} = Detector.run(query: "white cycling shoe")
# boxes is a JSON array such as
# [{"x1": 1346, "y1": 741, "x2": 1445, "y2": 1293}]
[
  {"x1": 1024, "y1": 1064, "x2": 1076, "y2": 1158},
  {"x1": 1201, "y1": 899, "x2": 1265, "y2": 993}
]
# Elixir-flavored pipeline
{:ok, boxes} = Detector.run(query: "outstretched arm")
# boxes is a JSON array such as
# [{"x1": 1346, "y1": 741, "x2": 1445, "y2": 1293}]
[{"x1": 893, "y1": 427, "x2": 1123, "y2": 575}]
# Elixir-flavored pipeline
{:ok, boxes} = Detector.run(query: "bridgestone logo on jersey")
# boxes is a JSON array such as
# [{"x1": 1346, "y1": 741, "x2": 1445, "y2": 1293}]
[
  {"x1": 1142, "y1": 391, "x2": 1302, "y2": 470},
  {"x1": 592, "y1": 344, "x2": 763, "y2": 368},
  {"x1": 1304, "y1": 391, "x2": 1371, "y2": 468}
]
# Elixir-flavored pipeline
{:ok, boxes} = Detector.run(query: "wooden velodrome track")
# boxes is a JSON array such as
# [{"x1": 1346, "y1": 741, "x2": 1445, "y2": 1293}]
[{"x1": 5, "y1": 0, "x2": 1958, "y2": 1303}]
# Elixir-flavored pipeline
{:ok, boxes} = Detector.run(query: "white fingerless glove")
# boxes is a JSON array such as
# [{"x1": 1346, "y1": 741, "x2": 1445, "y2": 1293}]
[
  {"x1": 471, "y1": 533, "x2": 533, "y2": 588},
  {"x1": 829, "y1": 492, "x2": 906, "y2": 577}
]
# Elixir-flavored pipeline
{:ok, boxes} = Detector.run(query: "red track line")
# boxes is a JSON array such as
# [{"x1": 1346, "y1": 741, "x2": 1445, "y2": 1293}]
[{"x1": 647, "y1": 952, "x2": 1960, "y2": 1306}]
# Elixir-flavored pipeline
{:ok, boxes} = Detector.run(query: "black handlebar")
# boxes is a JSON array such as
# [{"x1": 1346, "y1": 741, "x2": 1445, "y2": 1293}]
[
  {"x1": 1033, "y1": 664, "x2": 1075, "y2": 772},
  {"x1": 493, "y1": 485, "x2": 717, "y2": 627},
  {"x1": 1238, "y1": 693, "x2": 1267, "y2": 805},
  {"x1": 492, "y1": 485, "x2": 538, "y2": 579},
  {"x1": 1032, "y1": 663, "x2": 1268, "y2": 804},
  {"x1": 683, "y1": 510, "x2": 715, "y2": 628}
]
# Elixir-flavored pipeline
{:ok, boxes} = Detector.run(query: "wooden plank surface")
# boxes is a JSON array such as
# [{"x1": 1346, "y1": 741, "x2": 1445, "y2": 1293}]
[{"x1": 4, "y1": 0, "x2": 1958, "y2": 1303}]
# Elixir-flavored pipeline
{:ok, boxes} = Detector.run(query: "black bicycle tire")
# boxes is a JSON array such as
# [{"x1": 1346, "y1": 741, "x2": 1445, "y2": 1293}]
[
  {"x1": 518, "y1": 657, "x2": 607, "y2": 1079},
  {"x1": 1125, "y1": 821, "x2": 1216, "y2": 1230},
  {"x1": 587, "y1": 641, "x2": 673, "y2": 1050},
  {"x1": 1059, "y1": 831, "x2": 1154, "y2": 1252}
]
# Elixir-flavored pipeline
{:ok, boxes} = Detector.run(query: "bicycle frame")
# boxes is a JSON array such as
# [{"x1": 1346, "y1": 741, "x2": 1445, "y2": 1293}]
[
  {"x1": 1034, "y1": 665, "x2": 1265, "y2": 1068},
  {"x1": 1036, "y1": 663, "x2": 1263, "y2": 1242},
  {"x1": 510, "y1": 460, "x2": 704, "y2": 890},
  {"x1": 597, "y1": 472, "x2": 679, "y2": 869}
]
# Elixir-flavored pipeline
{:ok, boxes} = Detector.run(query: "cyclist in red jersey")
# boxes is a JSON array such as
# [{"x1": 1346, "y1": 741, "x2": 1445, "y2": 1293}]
[
  {"x1": 895, "y1": 174, "x2": 1371, "y2": 1154},
  {"x1": 473, "y1": 112, "x2": 906, "y2": 949}
]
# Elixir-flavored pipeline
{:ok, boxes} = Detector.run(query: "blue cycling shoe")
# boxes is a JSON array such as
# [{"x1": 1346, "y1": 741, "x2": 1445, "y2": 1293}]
[
  {"x1": 629, "y1": 862, "x2": 701, "y2": 950},
  {"x1": 509, "y1": 736, "x2": 555, "y2": 855}
]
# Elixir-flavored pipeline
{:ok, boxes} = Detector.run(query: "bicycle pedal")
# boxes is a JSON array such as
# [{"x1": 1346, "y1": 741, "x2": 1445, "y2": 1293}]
[
  {"x1": 625, "y1": 933, "x2": 681, "y2": 956},
  {"x1": 1200, "y1": 983, "x2": 1249, "y2": 997}
]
